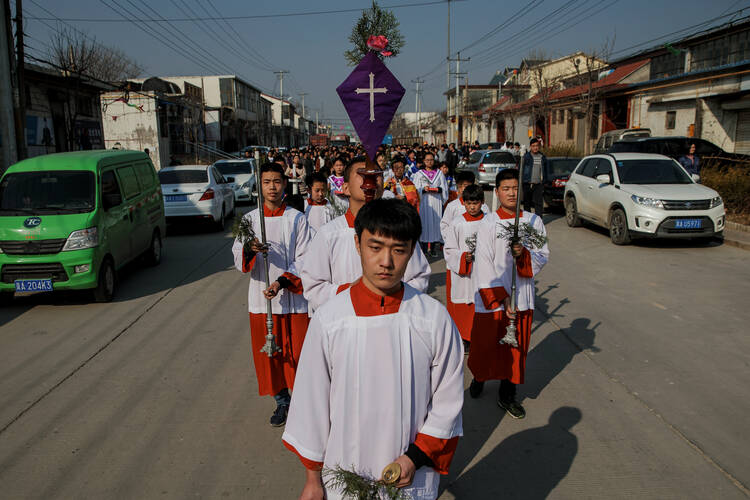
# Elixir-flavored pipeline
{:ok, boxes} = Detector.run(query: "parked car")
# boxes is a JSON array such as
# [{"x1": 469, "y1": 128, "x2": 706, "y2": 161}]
[
  {"x1": 543, "y1": 157, "x2": 582, "y2": 209},
  {"x1": 214, "y1": 159, "x2": 257, "y2": 204},
  {"x1": 609, "y1": 136, "x2": 750, "y2": 164},
  {"x1": 563, "y1": 153, "x2": 725, "y2": 244},
  {"x1": 158, "y1": 165, "x2": 235, "y2": 230},
  {"x1": 0, "y1": 150, "x2": 165, "y2": 303},
  {"x1": 593, "y1": 128, "x2": 651, "y2": 153},
  {"x1": 459, "y1": 149, "x2": 518, "y2": 186}
]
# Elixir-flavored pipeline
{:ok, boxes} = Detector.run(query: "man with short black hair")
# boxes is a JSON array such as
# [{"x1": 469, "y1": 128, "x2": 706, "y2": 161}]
[
  {"x1": 284, "y1": 198, "x2": 464, "y2": 500},
  {"x1": 521, "y1": 138, "x2": 548, "y2": 216}
]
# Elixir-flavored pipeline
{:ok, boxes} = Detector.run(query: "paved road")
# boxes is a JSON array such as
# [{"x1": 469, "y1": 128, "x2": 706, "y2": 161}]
[{"x1": 0, "y1": 208, "x2": 748, "y2": 499}]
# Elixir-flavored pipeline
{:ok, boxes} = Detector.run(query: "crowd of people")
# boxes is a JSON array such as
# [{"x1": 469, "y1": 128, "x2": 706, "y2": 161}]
[{"x1": 232, "y1": 139, "x2": 549, "y2": 500}]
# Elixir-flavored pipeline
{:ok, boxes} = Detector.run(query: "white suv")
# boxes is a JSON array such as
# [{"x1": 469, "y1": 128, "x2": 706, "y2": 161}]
[{"x1": 563, "y1": 153, "x2": 725, "y2": 245}]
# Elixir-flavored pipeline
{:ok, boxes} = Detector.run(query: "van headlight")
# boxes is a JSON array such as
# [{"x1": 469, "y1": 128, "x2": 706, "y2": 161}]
[
  {"x1": 631, "y1": 195, "x2": 664, "y2": 209},
  {"x1": 62, "y1": 227, "x2": 99, "y2": 251},
  {"x1": 709, "y1": 196, "x2": 723, "y2": 208}
]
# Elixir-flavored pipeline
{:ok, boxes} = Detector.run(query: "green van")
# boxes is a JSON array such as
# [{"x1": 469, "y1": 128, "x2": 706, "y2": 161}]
[{"x1": 0, "y1": 150, "x2": 166, "y2": 303}]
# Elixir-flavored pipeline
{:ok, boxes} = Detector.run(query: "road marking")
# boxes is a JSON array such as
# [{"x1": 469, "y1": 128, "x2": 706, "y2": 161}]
[{"x1": 652, "y1": 302, "x2": 667, "y2": 310}]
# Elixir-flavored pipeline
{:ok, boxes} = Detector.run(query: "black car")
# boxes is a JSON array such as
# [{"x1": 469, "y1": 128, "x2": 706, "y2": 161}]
[
  {"x1": 543, "y1": 157, "x2": 581, "y2": 209},
  {"x1": 609, "y1": 136, "x2": 750, "y2": 164}
]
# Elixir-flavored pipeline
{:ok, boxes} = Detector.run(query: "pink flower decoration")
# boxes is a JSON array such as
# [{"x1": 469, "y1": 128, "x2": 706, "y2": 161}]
[
  {"x1": 367, "y1": 35, "x2": 389, "y2": 52},
  {"x1": 381, "y1": 50, "x2": 393, "y2": 57}
]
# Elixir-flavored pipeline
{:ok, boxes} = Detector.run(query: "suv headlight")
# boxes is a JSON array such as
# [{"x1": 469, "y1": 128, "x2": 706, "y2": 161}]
[
  {"x1": 241, "y1": 181, "x2": 252, "y2": 189},
  {"x1": 62, "y1": 227, "x2": 99, "y2": 251},
  {"x1": 709, "y1": 196, "x2": 723, "y2": 208},
  {"x1": 631, "y1": 195, "x2": 664, "y2": 209}
]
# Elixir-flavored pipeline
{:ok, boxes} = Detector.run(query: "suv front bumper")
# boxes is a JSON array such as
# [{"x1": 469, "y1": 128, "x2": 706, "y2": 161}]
[{"x1": 627, "y1": 205, "x2": 725, "y2": 238}]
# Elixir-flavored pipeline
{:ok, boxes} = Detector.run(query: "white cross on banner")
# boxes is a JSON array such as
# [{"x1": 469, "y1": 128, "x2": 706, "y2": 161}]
[{"x1": 355, "y1": 72, "x2": 388, "y2": 123}]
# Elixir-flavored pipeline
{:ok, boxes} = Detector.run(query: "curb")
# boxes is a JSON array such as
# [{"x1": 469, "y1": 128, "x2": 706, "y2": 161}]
[
  {"x1": 722, "y1": 236, "x2": 750, "y2": 251},
  {"x1": 726, "y1": 221, "x2": 750, "y2": 233}
]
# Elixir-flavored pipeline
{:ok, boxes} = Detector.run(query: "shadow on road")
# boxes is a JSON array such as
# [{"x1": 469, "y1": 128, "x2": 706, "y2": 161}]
[
  {"x1": 427, "y1": 267, "x2": 446, "y2": 296},
  {"x1": 446, "y1": 407, "x2": 581, "y2": 499}
]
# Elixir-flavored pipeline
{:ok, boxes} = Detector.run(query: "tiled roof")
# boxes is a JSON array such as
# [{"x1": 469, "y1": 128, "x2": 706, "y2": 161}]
[{"x1": 547, "y1": 59, "x2": 649, "y2": 100}]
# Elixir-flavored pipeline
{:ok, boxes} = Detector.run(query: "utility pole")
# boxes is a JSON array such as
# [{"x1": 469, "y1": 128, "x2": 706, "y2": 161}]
[
  {"x1": 411, "y1": 78, "x2": 423, "y2": 139},
  {"x1": 446, "y1": 0, "x2": 451, "y2": 91},
  {"x1": 274, "y1": 70, "x2": 289, "y2": 145},
  {"x1": 449, "y1": 51, "x2": 469, "y2": 145},
  {"x1": 13, "y1": 0, "x2": 25, "y2": 160}
]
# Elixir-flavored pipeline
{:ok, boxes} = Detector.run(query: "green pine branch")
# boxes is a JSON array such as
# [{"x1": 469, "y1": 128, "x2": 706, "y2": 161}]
[{"x1": 345, "y1": 1, "x2": 405, "y2": 65}]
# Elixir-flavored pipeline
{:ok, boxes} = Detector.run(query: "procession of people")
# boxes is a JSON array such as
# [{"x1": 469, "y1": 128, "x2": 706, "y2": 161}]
[{"x1": 232, "y1": 139, "x2": 549, "y2": 499}]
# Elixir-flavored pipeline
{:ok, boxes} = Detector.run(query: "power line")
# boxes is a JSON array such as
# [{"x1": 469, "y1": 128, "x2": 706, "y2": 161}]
[{"x1": 25, "y1": 0, "x2": 458, "y2": 22}]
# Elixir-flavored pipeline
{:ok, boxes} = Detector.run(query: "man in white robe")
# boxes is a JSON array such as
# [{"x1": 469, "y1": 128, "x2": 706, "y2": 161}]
[
  {"x1": 283, "y1": 198, "x2": 464, "y2": 500},
  {"x1": 412, "y1": 152, "x2": 448, "y2": 256},
  {"x1": 301, "y1": 156, "x2": 431, "y2": 312}
]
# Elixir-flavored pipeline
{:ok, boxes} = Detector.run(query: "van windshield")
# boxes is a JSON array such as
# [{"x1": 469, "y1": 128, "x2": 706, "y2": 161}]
[{"x1": 0, "y1": 171, "x2": 95, "y2": 215}]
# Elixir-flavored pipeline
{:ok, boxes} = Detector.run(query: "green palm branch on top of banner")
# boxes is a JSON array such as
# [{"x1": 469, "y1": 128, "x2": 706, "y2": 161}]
[{"x1": 345, "y1": 1, "x2": 405, "y2": 65}]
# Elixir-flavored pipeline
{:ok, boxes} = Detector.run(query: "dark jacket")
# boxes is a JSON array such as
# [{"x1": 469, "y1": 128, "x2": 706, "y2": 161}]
[
  {"x1": 522, "y1": 151, "x2": 549, "y2": 183},
  {"x1": 678, "y1": 155, "x2": 700, "y2": 176}
]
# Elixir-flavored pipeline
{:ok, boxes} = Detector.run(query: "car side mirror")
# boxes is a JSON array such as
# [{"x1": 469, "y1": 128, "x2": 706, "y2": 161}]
[
  {"x1": 103, "y1": 193, "x2": 122, "y2": 210},
  {"x1": 596, "y1": 173, "x2": 613, "y2": 184},
  {"x1": 226, "y1": 177, "x2": 235, "y2": 183}
]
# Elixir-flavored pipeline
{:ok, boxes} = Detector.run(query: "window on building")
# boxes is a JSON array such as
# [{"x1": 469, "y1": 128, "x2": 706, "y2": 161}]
[
  {"x1": 559, "y1": 109, "x2": 565, "y2": 123},
  {"x1": 650, "y1": 51, "x2": 686, "y2": 79},
  {"x1": 665, "y1": 110, "x2": 676, "y2": 130},
  {"x1": 566, "y1": 110, "x2": 574, "y2": 140},
  {"x1": 76, "y1": 96, "x2": 93, "y2": 117},
  {"x1": 219, "y1": 78, "x2": 234, "y2": 107},
  {"x1": 690, "y1": 30, "x2": 750, "y2": 72}
]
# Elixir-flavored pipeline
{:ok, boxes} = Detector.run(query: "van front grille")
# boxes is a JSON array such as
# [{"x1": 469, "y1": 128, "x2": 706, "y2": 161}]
[
  {"x1": 0, "y1": 239, "x2": 67, "y2": 255},
  {"x1": 1, "y1": 263, "x2": 69, "y2": 283}
]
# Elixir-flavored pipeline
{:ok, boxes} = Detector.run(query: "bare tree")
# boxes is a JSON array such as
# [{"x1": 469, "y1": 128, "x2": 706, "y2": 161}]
[
  {"x1": 48, "y1": 27, "x2": 143, "y2": 82},
  {"x1": 571, "y1": 38, "x2": 615, "y2": 154},
  {"x1": 46, "y1": 28, "x2": 143, "y2": 151},
  {"x1": 527, "y1": 53, "x2": 564, "y2": 143}
]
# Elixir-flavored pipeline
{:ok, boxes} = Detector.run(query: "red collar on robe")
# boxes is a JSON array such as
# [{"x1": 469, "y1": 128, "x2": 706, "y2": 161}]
[
  {"x1": 307, "y1": 198, "x2": 328, "y2": 206},
  {"x1": 345, "y1": 209, "x2": 356, "y2": 228},
  {"x1": 350, "y1": 279, "x2": 404, "y2": 316},
  {"x1": 497, "y1": 208, "x2": 522, "y2": 220},
  {"x1": 263, "y1": 203, "x2": 286, "y2": 217},
  {"x1": 459, "y1": 197, "x2": 465, "y2": 205},
  {"x1": 463, "y1": 211, "x2": 485, "y2": 222}
]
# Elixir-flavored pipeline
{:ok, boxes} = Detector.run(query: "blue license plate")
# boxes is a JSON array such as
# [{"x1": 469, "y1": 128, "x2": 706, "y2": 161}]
[
  {"x1": 15, "y1": 279, "x2": 53, "y2": 292},
  {"x1": 675, "y1": 219, "x2": 702, "y2": 229},
  {"x1": 165, "y1": 194, "x2": 187, "y2": 202}
]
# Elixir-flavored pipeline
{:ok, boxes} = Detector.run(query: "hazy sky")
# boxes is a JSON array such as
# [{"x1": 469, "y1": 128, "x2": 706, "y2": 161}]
[{"x1": 20, "y1": 0, "x2": 749, "y2": 129}]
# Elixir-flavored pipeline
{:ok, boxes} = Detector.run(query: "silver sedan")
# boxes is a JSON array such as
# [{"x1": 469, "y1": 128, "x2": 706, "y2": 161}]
[{"x1": 458, "y1": 149, "x2": 518, "y2": 187}]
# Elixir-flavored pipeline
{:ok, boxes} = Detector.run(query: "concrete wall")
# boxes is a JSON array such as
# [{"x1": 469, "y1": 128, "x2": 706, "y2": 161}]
[{"x1": 101, "y1": 93, "x2": 165, "y2": 168}]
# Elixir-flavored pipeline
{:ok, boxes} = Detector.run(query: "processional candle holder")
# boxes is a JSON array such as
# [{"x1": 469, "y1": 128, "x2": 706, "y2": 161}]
[{"x1": 358, "y1": 161, "x2": 383, "y2": 203}]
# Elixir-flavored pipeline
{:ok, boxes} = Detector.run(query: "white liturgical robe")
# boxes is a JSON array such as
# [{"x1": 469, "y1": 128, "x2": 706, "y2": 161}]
[
  {"x1": 300, "y1": 211, "x2": 432, "y2": 311},
  {"x1": 440, "y1": 197, "x2": 489, "y2": 239},
  {"x1": 283, "y1": 281, "x2": 464, "y2": 500},
  {"x1": 412, "y1": 169, "x2": 448, "y2": 243},
  {"x1": 304, "y1": 198, "x2": 334, "y2": 233},
  {"x1": 231, "y1": 204, "x2": 312, "y2": 315}
]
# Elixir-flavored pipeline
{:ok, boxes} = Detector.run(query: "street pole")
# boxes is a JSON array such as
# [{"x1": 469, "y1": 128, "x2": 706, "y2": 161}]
[
  {"x1": 411, "y1": 78, "x2": 423, "y2": 139},
  {"x1": 299, "y1": 92, "x2": 307, "y2": 119},
  {"x1": 13, "y1": 0, "x2": 25, "y2": 161},
  {"x1": 274, "y1": 70, "x2": 288, "y2": 145},
  {"x1": 447, "y1": 0, "x2": 451, "y2": 91},
  {"x1": 449, "y1": 52, "x2": 469, "y2": 145}
]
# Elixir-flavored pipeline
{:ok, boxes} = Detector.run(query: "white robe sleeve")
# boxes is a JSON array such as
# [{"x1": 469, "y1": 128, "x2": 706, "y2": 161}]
[
  {"x1": 420, "y1": 310, "x2": 464, "y2": 439},
  {"x1": 529, "y1": 214, "x2": 550, "y2": 275},
  {"x1": 404, "y1": 244, "x2": 431, "y2": 293},
  {"x1": 475, "y1": 218, "x2": 509, "y2": 292},
  {"x1": 300, "y1": 228, "x2": 338, "y2": 311},
  {"x1": 290, "y1": 212, "x2": 313, "y2": 277},
  {"x1": 282, "y1": 314, "x2": 331, "y2": 464},
  {"x1": 442, "y1": 219, "x2": 463, "y2": 275},
  {"x1": 439, "y1": 202, "x2": 456, "y2": 239},
  {"x1": 231, "y1": 212, "x2": 255, "y2": 272}
]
